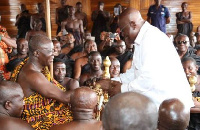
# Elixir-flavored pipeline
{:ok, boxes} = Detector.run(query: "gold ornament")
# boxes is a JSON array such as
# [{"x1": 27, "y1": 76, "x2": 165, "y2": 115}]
[
  {"x1": 189, "y1": 75, "x2": 197, "y2": 92},
  {"x1": 103, "y1": 56, "x2": 111, "y2": 79}
]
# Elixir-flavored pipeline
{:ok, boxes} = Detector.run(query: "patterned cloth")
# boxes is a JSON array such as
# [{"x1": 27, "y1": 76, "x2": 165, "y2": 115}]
[
  {"x1": 10, "y1": 58, "x2": 73, "y2": 130},
  {"x1": 0, "y1": 25, "x2": 11, "y2": 80}
]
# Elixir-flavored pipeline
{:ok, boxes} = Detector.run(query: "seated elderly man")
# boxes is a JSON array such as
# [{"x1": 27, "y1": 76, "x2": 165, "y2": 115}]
[
  {"x1": 102, "y1": 92, "x2": 158, "y2": 130},
  {"x1": 79, "y1": 51, "x2": 103, "y2": 86},
  {"x1": 0, "y1": 81, "x2": 33, "y2": 130},
  {"x1": 10, "y1": 35, "x2": 73, "y2": 130},
  {"x1": 158, "y1": 98, "x2": 190, "y2": 130},
  {"x1": 53, "y1": 58, "x2": 79, "y2": 90},
  {"x1": 50, "y1": 87, "x2": 103, "y2": 130}
]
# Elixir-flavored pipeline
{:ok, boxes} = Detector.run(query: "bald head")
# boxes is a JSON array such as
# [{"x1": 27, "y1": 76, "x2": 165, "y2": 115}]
[
  {"x1": 119, "y1": 8, "x2": 143, "y2": 22},
  {"x1": 119, "y1": 8, "x2": 144, "y2": 43},
  {"x1": 109, "y1": 57, "x2": 120, "y2": 78},
  {"x1": 0, "y1": 81, "x2": 24, "y2": 118},
  {"x1": 0, "y1": 81, "x2": 23, "y2": 103},
  {"x1": 102, "y1": 92, "x2": 158, "y2": 130},
  {"x1": 70, "y1": 87, "x2": 98, "y2": 110},
  {"x1": 29, "y1": 35, "x2": 52, "y2": 54},
  {"x1": 158, "y1": 98, "x2": 190, "y2": 130}
]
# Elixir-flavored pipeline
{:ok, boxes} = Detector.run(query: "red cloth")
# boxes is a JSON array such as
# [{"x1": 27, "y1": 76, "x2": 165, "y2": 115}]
[{"x1": 0, "y1": 25, "x2": 11, "y2": 80}]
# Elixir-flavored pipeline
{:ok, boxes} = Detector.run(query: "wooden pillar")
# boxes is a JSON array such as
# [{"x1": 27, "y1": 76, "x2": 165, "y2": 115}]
[
  {"x1": 45, "y1": 0, "x2": 52, "y2": 39},
  {"x1": 45, "y1": 0, "x2": 53, "y2": 78}
]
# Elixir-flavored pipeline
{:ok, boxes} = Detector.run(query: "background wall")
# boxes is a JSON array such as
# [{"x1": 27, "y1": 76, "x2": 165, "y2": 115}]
[{"x1": 0, "y1": 0, "x2": 199, "y2": 37}]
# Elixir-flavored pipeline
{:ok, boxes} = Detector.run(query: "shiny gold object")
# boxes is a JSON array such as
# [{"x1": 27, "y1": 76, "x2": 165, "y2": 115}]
[
  {"x1": 103, "y1": 56, "x2": 111, "y2": 79},
  {"x1": 92, "y1": 83, "x2": 104, "y2": 121},
  {"x1": 189, "y1": 75, "x2": 197, "y2": 92},
  {"x1": 90, "y1": 56, "x2": 112, "y2": 120}
]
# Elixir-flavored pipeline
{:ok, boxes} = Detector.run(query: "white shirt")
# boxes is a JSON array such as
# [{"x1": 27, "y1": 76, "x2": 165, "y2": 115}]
[{"x1": 114, "y1": 22, "x2": 193, "y2": 110}]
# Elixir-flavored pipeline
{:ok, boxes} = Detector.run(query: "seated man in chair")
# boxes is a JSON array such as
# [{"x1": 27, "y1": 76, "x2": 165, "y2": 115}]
[{"x1": 10, "y1": 35, "x2": 73, "y2": 130}]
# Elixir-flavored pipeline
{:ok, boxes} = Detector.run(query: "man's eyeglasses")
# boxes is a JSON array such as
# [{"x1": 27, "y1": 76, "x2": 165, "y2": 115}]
[
  {"x1": 37, "y1": 48, "x2": 54, "y2": 55},
  {"x1": 177, "y1": 41, "x2": 189, "y2": 45},
  {"x1": 120, "y1": 22, "x2": 130, "y2": 32}
]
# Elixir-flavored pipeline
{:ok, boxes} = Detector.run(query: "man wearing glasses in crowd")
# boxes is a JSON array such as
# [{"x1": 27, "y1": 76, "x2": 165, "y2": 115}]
[{"x1": 175, "y1": 33, "x2": 200, "y2": 74}]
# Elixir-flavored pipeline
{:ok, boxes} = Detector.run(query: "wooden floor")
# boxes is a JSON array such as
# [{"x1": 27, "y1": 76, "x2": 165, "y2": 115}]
[{"x1": 0, "y1": 0, "x2": 200, "y2": 37}]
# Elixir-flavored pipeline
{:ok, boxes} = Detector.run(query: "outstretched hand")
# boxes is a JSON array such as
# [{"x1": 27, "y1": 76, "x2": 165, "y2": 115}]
[
  {"x1": 96, "y1": 79, "x2": 112, "y2": 91},
  {"x1": 108, "y1": 80, "x2": 122, "y2": 97},
  {"x1": 96, "y1": 79, "x2": 122, "y2": 97}
]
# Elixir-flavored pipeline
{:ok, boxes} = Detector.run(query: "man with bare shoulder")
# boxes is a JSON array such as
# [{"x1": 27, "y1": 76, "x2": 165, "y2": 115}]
[
  {"x1": 56, "y1": 0, "x2": 69, "y2": 34},
  {"x1": 53, "y1": 58, "x2": 79, "y2": 90},
  {"x1": 61, "y1": 6, "x2": 84, "y2": 46},
  {"x1": 0, "y1": 81, "x2": 33, "y2": 130},
  {"x1": 30, "y1": 3, "x2": 46, "y2": 32},
  {"x1": 75, "y1": 2, "x2": 88, "y2": 31},
  {"x1": 73, "y1": 39, "x2": 97, "y2": 80},
  {"x1": 25, "y1": 19, "x2": 46, "y2": 41},
  {"x1": 50, "y1": 87, "x2": 103, "y2": 130},
  {"x1": 10, "y1": 35, "x2": 73, "y2": 130},
  {"x1": 80, "y1": 51, "x2": 103, "y2": 86}
]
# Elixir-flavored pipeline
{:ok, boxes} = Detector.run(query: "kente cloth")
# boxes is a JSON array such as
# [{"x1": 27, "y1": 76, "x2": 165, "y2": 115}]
[
  {"x1": 0, "y1": 25, "x2": 11, "y2": 80},
  {"x1": 188, "y1": 91, "x2": 200, "y2": 130},
  {"x1": 10, "y1": 58, "x2": 73, "y2": 130}
]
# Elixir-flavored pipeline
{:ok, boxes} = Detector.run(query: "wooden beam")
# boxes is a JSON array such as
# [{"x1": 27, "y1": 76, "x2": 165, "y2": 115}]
[
  {"x1": 45, "y1": 0, "x2": 51, "y2": 39},
  {"x1": 45, "y1": 0, "x2": 53, "y2": 78}
]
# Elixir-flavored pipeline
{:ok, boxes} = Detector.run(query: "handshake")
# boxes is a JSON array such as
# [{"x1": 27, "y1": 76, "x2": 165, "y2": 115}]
[{"x1": 96, "y1": 79, "x2": 122, "y2": 97}]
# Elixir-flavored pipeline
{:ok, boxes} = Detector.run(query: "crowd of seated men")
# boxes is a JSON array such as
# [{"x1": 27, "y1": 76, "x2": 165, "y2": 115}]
[{"x1": 1, "y1": 0, "x2": 200, "y2": 130}]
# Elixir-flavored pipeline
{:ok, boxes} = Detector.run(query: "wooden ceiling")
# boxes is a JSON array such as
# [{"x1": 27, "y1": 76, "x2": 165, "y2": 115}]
[{"x1": 0, "y1": 0, "x2": 200, "y2": 37}]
